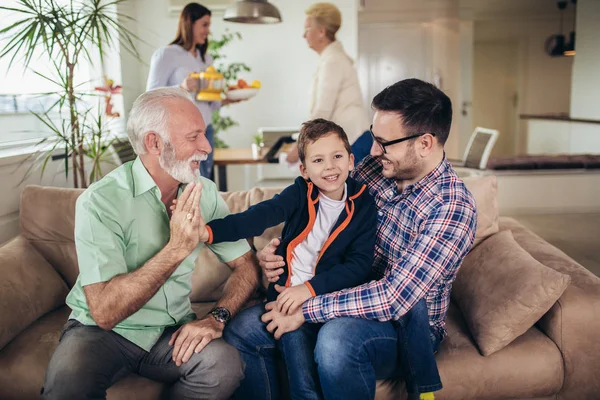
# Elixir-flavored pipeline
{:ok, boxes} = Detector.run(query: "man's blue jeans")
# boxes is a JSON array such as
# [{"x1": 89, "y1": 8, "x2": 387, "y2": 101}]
[{"x1": 223, "y1": 299, "x2": 441, "y2": 400}]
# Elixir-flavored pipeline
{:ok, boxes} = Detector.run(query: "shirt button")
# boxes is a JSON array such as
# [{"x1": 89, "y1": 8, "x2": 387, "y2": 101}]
[{"x1": 378, "y1": 211, "x2": 383, "y2": 216}]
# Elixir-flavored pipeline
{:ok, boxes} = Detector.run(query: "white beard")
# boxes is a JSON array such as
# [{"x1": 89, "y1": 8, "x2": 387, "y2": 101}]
[{"x1": 159, "y1": 140, "x2": 207, "y2": 183}]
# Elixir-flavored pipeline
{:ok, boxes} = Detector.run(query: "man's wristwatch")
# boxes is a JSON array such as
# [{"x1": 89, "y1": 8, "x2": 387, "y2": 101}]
[{"x1": 210, "y1": 307, "x2": 231, "y2": 325}]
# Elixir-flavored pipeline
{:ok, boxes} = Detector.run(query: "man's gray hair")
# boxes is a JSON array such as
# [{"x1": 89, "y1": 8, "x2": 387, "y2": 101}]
[{"x1": 126, "y1": 87, "x2": 194, "y2": 155}]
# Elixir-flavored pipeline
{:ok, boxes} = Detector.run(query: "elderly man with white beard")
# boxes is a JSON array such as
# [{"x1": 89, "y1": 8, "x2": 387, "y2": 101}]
[{"x1": 40, "y1": 88, "x2": 261, "y2": 400}]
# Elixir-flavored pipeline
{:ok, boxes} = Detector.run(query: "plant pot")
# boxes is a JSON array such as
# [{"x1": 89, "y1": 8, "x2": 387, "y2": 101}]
[{"x1": 251, "y1": 143, "x2": 262, "y2": 159}]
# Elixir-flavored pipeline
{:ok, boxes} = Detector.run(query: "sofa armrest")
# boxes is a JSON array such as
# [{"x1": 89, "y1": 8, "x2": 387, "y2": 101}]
[
  {"x1": 500, "y1": 217, "x2": 600, "y2": 399},
  {"x1": 537, "y1": 284, "x2": 600, "y2": 400}
]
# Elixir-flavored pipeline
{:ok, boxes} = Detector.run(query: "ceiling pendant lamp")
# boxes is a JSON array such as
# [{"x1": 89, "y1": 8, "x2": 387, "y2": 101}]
[
  {"x1": 223, "y1": 0, "x2": 282, "y2": 24},
  {"x1": 563, "y1": 0, "x2": 577, "y2": 56},
  {"x1": 544, "y1": 1, "x2": 568, "y2": 57}
]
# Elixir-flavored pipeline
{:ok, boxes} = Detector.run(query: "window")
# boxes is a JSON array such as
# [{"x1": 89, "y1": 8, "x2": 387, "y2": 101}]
[{"x1": 0, "y1": 0, "x2": 123, "y2": 148}]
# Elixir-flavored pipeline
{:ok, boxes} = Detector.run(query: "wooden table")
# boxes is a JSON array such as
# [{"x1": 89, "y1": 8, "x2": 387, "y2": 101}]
[{"x1": 213, "y1": 147, "x2": 271, "y2": 191}]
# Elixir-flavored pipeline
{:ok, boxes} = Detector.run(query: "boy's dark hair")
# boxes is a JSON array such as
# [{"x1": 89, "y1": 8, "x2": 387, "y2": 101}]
[
  {"x1": 297, "y1": 118, "x2": 352, "y2": 163},
  {"x1": 372, "y1": 78, "x2": 452, "y2": 145}
]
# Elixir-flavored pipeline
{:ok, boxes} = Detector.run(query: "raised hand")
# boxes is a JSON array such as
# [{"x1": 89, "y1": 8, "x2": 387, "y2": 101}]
[
  {"x1": 169, "y1": 182, "x2": 203, "y2": 255},
  {"x1": 170, "y1": 184, "x2": 209, "y2": 243}
]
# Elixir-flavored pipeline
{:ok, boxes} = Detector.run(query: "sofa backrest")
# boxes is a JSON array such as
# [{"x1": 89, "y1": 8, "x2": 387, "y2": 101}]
[
  {"x1": 20, "y1": 186, "x2": 83, "y2": 287},
  {"x1": 18, "y1": 185, "x2": 285, "y2": 298},
  {"x1": 19, "y1": 176, "x2": 499, "y2": 300}
]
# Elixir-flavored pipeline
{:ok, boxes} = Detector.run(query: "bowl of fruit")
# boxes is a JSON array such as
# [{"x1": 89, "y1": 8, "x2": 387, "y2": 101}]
[{"x1": 226, "y1": 79, "x2": 261, "y2": 101}]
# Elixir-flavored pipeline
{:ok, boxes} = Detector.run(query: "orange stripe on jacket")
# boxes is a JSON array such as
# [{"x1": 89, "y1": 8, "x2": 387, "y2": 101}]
[
  {"x1": 315, "y1": 200, "x2": 355, "y2": 269},
  {"x1": 285, "y1": 181, "x2": 319, "y2": 287},
  {"x1": 349, "y1": 184, "x2": 367, "y2": 200},
  {"x1": 314, "y1": 185, "x2": 367, "y2": 268},
  {"x1": 205, "y1": 225, "x2": 214, "y2": 244}
]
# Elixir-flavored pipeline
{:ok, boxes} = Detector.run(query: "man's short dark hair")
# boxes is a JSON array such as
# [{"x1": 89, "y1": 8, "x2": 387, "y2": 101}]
[
  {"x1": 371, "y1": 78, "x2": 452, "y2": 145},
  {"x1": 297, "y1": 118, "x2": 351, "y2": 163}
]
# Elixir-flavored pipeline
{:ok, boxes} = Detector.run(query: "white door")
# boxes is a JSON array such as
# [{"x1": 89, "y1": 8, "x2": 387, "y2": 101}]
[
  {"x1": 358, "y1": 23, "x2": 429, "y2": 121},
  {"x1": 472, "y1": 40, "x2": 519, "y2": 156}
]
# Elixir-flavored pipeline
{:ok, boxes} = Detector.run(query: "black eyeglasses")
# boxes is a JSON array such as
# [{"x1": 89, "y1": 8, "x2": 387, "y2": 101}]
[{"x1": 369, "y1": 125, "x2": 435, "y2": 154}]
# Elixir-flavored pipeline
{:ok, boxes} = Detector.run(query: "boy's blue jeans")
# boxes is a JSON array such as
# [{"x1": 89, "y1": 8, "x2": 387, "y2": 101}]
[{"x1": 223, "y1": 299, "x2": 441, "y2": 400}]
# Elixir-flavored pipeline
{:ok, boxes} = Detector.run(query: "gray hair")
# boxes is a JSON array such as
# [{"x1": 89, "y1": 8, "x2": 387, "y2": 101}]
[{"x1": 126, "y1": 87, "x2": 194, "y2": 155}]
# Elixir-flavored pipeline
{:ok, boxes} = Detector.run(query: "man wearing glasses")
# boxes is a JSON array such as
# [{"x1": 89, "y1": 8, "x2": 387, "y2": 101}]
[{"x1": 225, "y1": 78, "x2": 478, "y2": 400}]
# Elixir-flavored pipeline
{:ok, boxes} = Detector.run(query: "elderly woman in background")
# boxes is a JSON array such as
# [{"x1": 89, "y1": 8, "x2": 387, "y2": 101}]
[
  {"x1": 147, "y1": 3, "x2": 237, "y2": 179},
  {"x1": 287, "y1": 2, "x2": 372, "y2": 165}
]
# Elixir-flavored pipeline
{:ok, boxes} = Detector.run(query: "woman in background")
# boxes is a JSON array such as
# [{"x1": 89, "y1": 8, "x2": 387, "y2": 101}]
[
  {"x1": 147, "y1": 2, "x2": 237, "y2": 179},
  {"x1": 287, "y1": 2, "x2": 372, "y2": 165}
]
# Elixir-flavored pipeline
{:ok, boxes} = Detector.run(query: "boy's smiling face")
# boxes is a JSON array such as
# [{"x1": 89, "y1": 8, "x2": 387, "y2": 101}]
[{"x1": 299, "y1": 133, "x2": 354, "y2": 201}]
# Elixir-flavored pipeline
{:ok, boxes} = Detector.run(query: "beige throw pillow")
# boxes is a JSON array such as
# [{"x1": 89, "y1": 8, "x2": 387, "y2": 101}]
[{"x1": 452, "y1": 230, "x2": 570, "y2": 356}]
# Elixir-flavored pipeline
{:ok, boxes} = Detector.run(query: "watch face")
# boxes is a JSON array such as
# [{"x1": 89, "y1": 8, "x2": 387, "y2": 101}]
[{"x1": 211, "y1": 307, "x2": 231, "y2": 323}]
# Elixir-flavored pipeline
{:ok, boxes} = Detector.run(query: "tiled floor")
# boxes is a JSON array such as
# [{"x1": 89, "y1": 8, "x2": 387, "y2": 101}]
[{"x1": 509, "y1": 212, "x2": 600, "y2": 277}]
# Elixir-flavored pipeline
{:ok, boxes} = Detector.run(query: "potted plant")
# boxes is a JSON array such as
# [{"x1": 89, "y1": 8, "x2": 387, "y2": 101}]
[
  {"x1": 208, "y1": 29, "x2": 250, "y2": 149},
  {"x1": 0, "y1": 0, "x2": 140, "y2": 188},
  {"x1": 251, "y1": 131, "x2": 264, "y2": 159}
]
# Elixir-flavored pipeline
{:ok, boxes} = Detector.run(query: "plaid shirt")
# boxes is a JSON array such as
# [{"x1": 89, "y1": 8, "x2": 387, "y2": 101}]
[{"x1": 302, "y1": 156, "x2": 477, "y2": 338}]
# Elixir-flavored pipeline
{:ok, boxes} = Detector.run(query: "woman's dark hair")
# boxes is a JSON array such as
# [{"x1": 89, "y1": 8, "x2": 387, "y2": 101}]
[
  {"x1": 372, "y1": 78, "x2": 453, "y2": 145},
  {"x1": 170, "y1": 3, "x2": 211, "y2": 62}
]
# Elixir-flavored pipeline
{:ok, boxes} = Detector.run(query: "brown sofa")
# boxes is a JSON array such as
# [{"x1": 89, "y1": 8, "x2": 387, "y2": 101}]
[{"x1": 0, "y1": 181, "x2": 599, "y2": 400}]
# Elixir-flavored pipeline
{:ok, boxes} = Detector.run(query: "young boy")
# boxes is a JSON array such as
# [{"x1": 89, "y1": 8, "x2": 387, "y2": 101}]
[
  {"x1": 200, "y1": 118, "x2": 377, "y2": 309},
  {"x1": 194, "y1": 118, "x2": 378, "y2": 398}
]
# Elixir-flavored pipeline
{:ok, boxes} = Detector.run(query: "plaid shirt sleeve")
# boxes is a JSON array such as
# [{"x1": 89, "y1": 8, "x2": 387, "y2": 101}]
[{"x1": 302, "y1": 200, "x2": 476, "y2": 323}]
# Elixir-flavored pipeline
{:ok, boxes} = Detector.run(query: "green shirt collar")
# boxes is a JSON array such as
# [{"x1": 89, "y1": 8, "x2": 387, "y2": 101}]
[{"x1": 132, "y1": 157, "x2": 158, "y2": 197}]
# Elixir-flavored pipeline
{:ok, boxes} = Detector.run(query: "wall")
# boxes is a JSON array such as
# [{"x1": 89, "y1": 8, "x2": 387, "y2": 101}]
[
  {"x1": 119, "y1": 0, "x2": 358, "y2": 146},
  {"x1": 474, "y1": 17, "x2": 574, "y2": 152},
  {"x1": 475, "y1": 18, "x2": 573, "y2": 117},
  {"x1": 357, "y1": 18, "x2": 465, "y2": 159},
  {"x1": 570, "y1": 0, "x2": 600, "y2": 121},
  {"x1": 117, "y1": 0, "x2": 358, "y2": 191}
]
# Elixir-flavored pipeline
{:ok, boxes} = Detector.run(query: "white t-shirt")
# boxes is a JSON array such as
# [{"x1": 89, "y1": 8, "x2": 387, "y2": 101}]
[{"x1": 290, "y1": 185, "x2": 347, "y2": 286}]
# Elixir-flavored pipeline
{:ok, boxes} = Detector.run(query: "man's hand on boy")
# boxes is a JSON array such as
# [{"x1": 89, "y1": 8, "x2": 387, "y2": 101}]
[
  {"x1": 258, "y1": 238, "x2": 285, "y2": 283},
  {"x1": 170, "y1": 184, "x2": 209, "y2": 242},
  {"x1": 275, "y1": 284, "x2": 312, "y2": 315},
  {"x1": 262, "y1": 301, "x2": 305, "y2": 339}
]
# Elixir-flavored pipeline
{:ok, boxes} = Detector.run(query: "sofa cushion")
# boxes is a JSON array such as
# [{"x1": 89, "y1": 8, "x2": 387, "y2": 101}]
[
  {"x1": 0, "y1": 236, "x2": 69, "y2": 351},
  {"x1": 461, "y1": 175, "x2": 499, "y2": 246},
  {"x1": 0, "y1": 305, "x2": 164, "y2": 400},
  {"x1": 0, "y1": 303, "x2": 215, "y2": 400},
  {"x1": 375, "y1": 304, "x2": 564, "y2": 400},
  {"x1": 20, "y1": 185, "x2": 83, "y2": 287},
  {"x1": 452, "y1": 230, "x2": 571, "y2": 356},
  {"x1": 0, "y1": 306, "x2": 70, "y2": 400}
]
